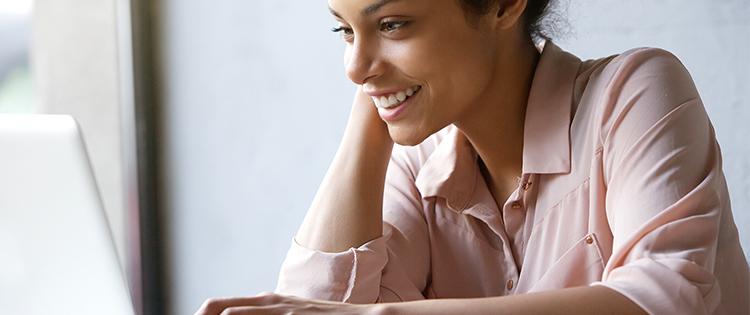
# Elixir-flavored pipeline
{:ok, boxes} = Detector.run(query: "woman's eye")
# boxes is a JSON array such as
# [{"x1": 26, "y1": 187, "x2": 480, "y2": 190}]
[
  {"x1": 331, "y1": 26, "x2": 352, "y2": 34},
  {"x1": 380, "y1": 21, "x2": 408, "y2": 32},
  {"x1": 331, "y1": 26, "x2": 354, "y2": 41}
]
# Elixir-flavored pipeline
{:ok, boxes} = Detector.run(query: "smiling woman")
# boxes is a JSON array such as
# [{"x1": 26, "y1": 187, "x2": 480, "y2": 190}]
[{"x1": 195, "y1": 0, "x2": 749, "y2": 314}]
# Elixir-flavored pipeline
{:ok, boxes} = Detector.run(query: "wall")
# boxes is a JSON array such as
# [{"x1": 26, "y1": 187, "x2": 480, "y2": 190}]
[
  {"x1": 157, "y1": 1, "x2": 750, "y2": 314},
  {"x1": 158, "y1": 2, "x2": 351, "y2": 313}
]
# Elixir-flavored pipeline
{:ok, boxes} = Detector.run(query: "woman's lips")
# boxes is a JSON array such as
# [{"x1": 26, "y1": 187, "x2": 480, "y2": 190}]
[{"x1": 376, "y1": 87, "x2": 419, "y2": 122}]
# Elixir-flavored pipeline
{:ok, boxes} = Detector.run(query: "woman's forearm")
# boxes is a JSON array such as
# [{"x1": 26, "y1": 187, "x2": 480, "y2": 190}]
[
  {"x1": 375, "y1": 286, "x2": 646, "y2": 315},
  {"x1": 295, "y1": 90, "x2": 394, "y2": 253}
]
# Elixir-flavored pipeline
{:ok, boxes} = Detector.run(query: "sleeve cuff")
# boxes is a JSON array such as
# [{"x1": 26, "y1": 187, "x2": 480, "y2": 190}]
[{"x1": 275, "y1": 234, "x2": 389, "y2": 303}]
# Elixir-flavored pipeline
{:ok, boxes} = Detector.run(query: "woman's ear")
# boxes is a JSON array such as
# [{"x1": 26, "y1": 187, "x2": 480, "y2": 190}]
[{"x1": 495, "y1": 0, "x2": 527, "y2": 30}]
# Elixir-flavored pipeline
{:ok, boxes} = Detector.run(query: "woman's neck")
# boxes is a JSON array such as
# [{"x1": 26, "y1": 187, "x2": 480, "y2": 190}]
[{"x1": 455, "y1": 34, "x2": 541, "y2": 206}]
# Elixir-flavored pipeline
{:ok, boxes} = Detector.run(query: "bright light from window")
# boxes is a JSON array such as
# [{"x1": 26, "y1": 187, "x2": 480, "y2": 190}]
[
  {"x1": 0, "y1": 0, "x2": 33, "y2": 16},
  {"x1": 0, "y1": 0, "x2": 34, "y2": 113}
]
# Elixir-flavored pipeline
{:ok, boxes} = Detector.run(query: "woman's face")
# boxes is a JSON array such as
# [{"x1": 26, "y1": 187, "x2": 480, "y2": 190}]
[{"x1": 329, "y1": 0, "x2": 507, "y2": 145}]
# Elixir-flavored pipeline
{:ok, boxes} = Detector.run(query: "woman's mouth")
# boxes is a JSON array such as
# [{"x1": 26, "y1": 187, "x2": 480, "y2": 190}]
[
  {"x1": 371, "y1": 85, "x2": 421, "y2": 109},
  {"x1": 371, "y1": 85, "x2": 421, "y2": 122}
]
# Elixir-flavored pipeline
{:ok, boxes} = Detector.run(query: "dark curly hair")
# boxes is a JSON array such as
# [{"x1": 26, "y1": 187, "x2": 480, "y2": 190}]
[{"x1": 458, "y1": 0, "x2": 555, "y2": 42}]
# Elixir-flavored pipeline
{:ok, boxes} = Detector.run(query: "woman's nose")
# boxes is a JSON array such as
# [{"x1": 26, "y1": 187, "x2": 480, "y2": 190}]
[{"x1": 345, "y1": 39, "x2": 382, "y2": 85}]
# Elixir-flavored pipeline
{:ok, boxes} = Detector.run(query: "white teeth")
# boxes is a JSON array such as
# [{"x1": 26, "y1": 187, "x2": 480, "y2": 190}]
[
  {"x1": 396, "y1": 91, "x2": 406, "y2": 102},
  {"x1": 372, "y1": 85, "x2": 421, "y2": 109},
  {"x1": 388, "y1": 95, "x2": 398, "y2": 106},
  {"x1": 379, "y1": 96, "x2": 389, "y2": 107}
]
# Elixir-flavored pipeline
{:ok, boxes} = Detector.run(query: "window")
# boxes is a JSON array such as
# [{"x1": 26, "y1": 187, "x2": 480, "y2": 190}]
[{"x1": 0, "y1": 0, "x2": 34, "y2": 113}]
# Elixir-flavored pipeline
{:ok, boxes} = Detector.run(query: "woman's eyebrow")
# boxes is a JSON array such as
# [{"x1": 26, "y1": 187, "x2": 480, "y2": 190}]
[
  {"x1": 329, "y1": 0, "x2": 404, "y2": 19},
  {"x1": 362, "y1": 0, "x2": 402, "y2": 15}
]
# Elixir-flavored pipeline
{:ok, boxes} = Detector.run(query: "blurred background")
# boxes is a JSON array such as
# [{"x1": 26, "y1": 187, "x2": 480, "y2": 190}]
[
  {"x1": 0, "y1": 0, "x2": 33, "y2": 113},
  {"x1": 1, "y1": 0, "x2": 747, "y2": 314}
]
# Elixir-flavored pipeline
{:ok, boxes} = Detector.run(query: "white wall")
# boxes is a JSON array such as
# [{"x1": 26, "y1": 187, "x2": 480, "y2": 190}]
[{"x1": 158, "y1": 1, "x2": 750, "y2": 314}]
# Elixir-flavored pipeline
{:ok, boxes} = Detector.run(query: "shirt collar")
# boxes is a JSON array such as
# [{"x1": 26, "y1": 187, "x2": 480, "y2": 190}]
[
  {"x1": 522, "y1": 41, "x2": 581, "y2": 174},
  {"x1": 414, "y1": 125, "x2": 480, "y2": 211},
  {"x1": 414, "y1": 41, "x2": 581, "y2": 208}
]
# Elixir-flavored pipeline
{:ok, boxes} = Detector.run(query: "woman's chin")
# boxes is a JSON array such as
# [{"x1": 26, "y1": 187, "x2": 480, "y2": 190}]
[{"x1": 387, "y1": 125, "x2": 430, "y2": 147}]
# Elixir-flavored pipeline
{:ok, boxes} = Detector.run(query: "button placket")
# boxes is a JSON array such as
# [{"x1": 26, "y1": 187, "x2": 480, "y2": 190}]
[
  {"x1": 522, "y1": 180, "x2": 533, "y2": 191},
  {"x1": 508, "y1": 174, "x2": 532, "y2": 210},
  {"x1": 500, "y1": 173, "x2": 536, "y2": 275}
]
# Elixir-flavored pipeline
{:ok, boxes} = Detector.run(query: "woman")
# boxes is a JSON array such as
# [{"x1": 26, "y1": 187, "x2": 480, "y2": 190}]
[{"x1": 196, "y1": 0, "x2": 749, "y2": 314}]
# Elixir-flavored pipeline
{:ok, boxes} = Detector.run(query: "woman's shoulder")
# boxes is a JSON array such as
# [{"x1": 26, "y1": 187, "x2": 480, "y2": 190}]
[
  {"x1": 582, "y1": 46, "x2": 684, "y2": 68},
  {"x1": 581, "y1": 46, "x2": 699, "y2": 99},
  {"x1": 576, "y1": 46, "x2": 703, "y2": 142}
]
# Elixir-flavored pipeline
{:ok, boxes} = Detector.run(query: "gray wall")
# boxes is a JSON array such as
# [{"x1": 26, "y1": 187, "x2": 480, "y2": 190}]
[
  {"x1": 158, "y1": 2, "x2": 351, "y2": 314},
  {"x1": 157, "y1": 1, "x2": 750, "y2": 314}
]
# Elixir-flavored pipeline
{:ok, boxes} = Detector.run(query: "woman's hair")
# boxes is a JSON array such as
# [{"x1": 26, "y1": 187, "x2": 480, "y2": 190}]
[{"x1": 459, "y1": 0, "x2": 556, "y2": 42}]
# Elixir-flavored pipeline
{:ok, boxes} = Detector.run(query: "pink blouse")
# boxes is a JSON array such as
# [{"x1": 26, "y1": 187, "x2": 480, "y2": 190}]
[{"x1": 275, "y1": 42, "x2": 749, "y2": 314}]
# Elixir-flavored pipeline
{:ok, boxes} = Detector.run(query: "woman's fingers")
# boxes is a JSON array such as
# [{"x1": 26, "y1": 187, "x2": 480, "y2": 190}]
[
  {"x1": 194, "y1": 294, "x2": 365, "y2": 315},
  {"x1": 195, "y1": 294, "x2": 284, "y2": 315}
]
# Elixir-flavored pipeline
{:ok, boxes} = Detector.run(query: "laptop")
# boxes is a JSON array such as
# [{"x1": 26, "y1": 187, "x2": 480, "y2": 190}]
[{"x1": 0, "y1": 114, "x2": 135, "y2": 315}]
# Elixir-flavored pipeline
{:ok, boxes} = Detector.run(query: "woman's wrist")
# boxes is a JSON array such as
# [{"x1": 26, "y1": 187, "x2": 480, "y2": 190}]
[
  {"x1": 340, "y1": 91, "x2": 394, "y2": 159},
  {"x1": 347, "y1": 87, "x2": 393, "y2": 142}
]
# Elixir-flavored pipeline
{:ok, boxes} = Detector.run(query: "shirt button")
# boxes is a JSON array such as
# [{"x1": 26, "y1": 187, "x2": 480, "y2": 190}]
[
  {"x1": 585, "y1": 235, "x2": 594, "y2": 245},
  {"x1": 511, "y1": 202, "x2": 522, "y2": 209},
  {"x1": 522, "y1": 182, "x2": 532, "y2": 191},
  {"x1": 506, "y1": 279, "x2": 514, "y2": 290}
]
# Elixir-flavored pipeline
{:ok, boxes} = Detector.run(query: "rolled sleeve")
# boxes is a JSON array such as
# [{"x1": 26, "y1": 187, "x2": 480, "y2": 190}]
[
  {"x1": 593, "y1": 257, "x2": 719, "y2": 314},
  {"x1": 275, "y1": 234, "x2": 389, "y2": 303},
  {"x1": 275, "y1": 144, "x2": 431, "y2": 304},
  {"x1": 594, "y1": 48, "x2": 726, "y2": 314}
]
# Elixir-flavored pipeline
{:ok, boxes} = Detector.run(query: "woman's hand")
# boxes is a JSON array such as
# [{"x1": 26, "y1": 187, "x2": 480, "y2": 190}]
[
  {"x1": 194, "y1": 292, "x2": 379, "y2": 315},
  {"x1": 346, "y1": 85, "x2": 392, "y2": 145}
]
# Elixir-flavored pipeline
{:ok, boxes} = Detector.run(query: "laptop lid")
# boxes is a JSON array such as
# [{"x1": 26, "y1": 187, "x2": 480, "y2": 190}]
[{"x1": 0, "y1": 114, "x2": 135, "y2": 315}]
